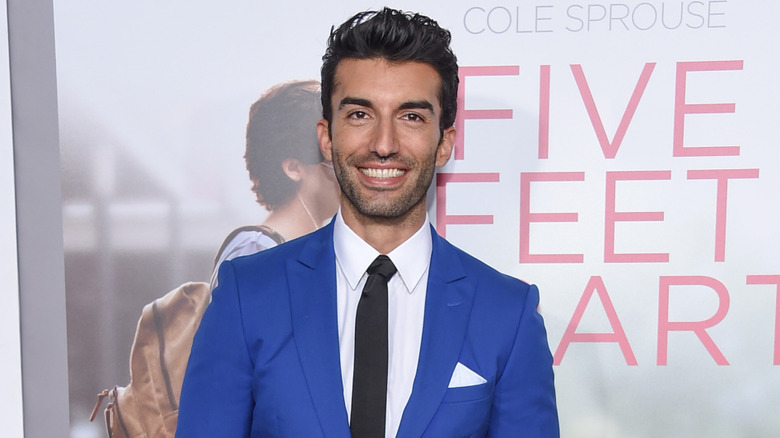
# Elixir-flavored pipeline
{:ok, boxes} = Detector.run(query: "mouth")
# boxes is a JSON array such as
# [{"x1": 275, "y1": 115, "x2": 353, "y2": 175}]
[{"x1": 359, "y1": 167, "x2": 406, "y2": 179}]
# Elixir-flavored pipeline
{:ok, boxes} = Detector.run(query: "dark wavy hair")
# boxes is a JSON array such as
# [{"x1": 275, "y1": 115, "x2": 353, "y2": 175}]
[
  {"x1": 320, "y1": 8, "x2": 459, "y2": 135},
  {"x1": 245, "y1": 80, "x2": 324, "y2": 210}
]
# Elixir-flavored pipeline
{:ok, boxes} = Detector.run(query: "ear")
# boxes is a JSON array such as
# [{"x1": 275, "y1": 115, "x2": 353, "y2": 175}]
[
  {"x1": 317, "y1": 119, "x2": 333, "y2": 161},
  {"x1": 281, "y1": 158, "x2": 304, "y2": 182},
  {"x1": 435, "y1": 126, "x2": 456, "y2": 167}
]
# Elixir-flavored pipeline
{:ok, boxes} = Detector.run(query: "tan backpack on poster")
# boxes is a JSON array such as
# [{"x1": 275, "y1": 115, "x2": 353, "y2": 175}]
[{"x1": 90, "y1": 281, "x2": 211, "y2": 438}]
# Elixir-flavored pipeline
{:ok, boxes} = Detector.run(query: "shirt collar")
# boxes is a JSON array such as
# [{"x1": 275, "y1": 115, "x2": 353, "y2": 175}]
[{"x1": 333, "y1": 209, "x2": 432, "y2": 293}]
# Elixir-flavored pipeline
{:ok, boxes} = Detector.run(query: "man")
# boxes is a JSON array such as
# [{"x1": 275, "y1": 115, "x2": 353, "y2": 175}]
[{"x1": 177, "y1": 8, "x2": 558, "y2": 438}]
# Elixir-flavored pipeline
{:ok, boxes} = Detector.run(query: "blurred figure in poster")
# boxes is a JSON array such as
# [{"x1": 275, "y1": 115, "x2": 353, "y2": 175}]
[
  {"x1": 212, "y1": 80, "x2": 340, "y2": 286},
  {"x1": 92, "y1": 80, "x2": 339, "y2": 438}
]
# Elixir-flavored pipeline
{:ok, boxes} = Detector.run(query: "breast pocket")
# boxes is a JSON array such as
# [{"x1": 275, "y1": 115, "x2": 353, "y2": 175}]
[
  {"x1": 424, "y1": 380, "x2": 495, "y2": 437},
  {"x1": 441, "y1": 378, "x2": 494, "y2": 404}
]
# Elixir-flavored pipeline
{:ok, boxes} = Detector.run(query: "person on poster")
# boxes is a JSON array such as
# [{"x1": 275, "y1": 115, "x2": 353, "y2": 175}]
[
  {"x1": 176, "y1": 7, "x2": 559, "y2": 438},
  {"x1": 211, "y1": 79, "x2": 340, "y2": 286}
]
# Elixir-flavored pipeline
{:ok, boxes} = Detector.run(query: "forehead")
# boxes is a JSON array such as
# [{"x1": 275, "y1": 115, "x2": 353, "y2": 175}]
[{"x1": 332, "y1": 58, "x2": 442, "y2": 107}]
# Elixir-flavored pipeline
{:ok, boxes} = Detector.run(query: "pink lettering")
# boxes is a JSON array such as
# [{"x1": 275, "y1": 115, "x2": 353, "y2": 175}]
[
  {"x1": 687, "y1": 169, "x2": 759, "y2": 261},
  {"x1": 746, "y1": 275, "x2": 780, "y2": 365},
  {"x1": 605, "y1": 171, "x2": 671, "y2": 263},
  {"x1": 673, "y1": 60, "x2": 744, "y2": 157},
  {"x1": 435, "y1": 173, "x2": 500, "y2": 238},
  {"x1": 456, "y1": 66, "x2": 519, "y2": 160},
  {"x1": 554, "y1": 276, "x2": 637, "y2": 365},
  {"x1": 658, "y1": 276, "x2": 730, "y2": 365},
  {"x1": 539, "y1": 65, "x2": 551, "y2": 159},
  {"x1": 520, "y1": 172, "x2": 585, "y2": 263},
  {"x1": 571, "y1": 62, "x2": 655, "y2": 158}
]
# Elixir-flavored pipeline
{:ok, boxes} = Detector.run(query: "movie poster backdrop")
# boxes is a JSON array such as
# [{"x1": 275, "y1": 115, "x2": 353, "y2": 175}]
[{"x1": 55, "y1": 1, "x2": 780, "y2": 436}]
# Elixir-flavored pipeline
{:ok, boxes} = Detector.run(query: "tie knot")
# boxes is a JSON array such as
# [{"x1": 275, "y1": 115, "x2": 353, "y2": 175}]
[{"x1": 367, "y1": 255, "x2": 397, "y2": 280}]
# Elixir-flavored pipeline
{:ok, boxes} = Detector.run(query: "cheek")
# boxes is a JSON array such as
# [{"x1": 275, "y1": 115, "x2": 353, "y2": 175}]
[
  {"x1": 333, "y1": 131, "x2": 363, "y2": 155},
  {"x1": 412, "y1": 135, "x2": 444, "y2": 163}
]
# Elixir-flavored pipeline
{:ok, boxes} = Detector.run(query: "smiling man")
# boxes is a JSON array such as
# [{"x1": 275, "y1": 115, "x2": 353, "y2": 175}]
[
  {"x1": 176, "y1": 8, "x2": 559, "y2": 438},
  {"x1": 320, "y1": 58, "x2": 453, "y2": 251}
]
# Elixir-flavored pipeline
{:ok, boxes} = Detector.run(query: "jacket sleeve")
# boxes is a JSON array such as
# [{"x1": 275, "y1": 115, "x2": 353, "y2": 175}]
[
  {"x1": 176, "y1": 261, "x2": 254, "y2": 437},
  {"x1": 488, "y1": 284, "x2": 560, "y2": 437}
]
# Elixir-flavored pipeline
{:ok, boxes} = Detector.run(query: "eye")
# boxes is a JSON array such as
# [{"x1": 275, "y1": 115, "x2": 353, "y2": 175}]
[
  {"x1": 348, "y1": 110, "x2": 369, "y2": 120},
  {"x1": 402, "y1": 113, "x2": 425, "y2": 122}
]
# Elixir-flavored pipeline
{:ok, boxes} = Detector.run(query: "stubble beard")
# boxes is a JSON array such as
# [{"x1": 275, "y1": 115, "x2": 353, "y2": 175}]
[{"x1": 332, "y1": 147, "x2": 437, "y2": 219}]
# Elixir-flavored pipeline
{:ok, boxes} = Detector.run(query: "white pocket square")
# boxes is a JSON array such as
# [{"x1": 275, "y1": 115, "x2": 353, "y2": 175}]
[{"x1": 448, "y1": 362, "x2": 487, "y2": 388}]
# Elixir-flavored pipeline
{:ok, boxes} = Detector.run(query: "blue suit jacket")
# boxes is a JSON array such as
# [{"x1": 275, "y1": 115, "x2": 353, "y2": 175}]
[{"x1": 176, "y1": 223, "x2": 558, "y2": 437}]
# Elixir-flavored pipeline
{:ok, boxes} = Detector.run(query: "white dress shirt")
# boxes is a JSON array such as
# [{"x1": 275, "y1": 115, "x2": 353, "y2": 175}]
[{"x1": 333, "y1": 211, "x2": 431, "y2": 438}]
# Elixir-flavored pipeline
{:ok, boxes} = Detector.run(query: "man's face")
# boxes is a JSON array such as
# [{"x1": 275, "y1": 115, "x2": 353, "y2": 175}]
[{"x1": 317, "y1": 58, "x2": 455, "y2": 220}]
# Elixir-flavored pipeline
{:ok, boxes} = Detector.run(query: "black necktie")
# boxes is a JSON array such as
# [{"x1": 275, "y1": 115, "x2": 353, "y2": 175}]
[{"x1": 351, "y1": 255, "x2": 397, "y2": 438}]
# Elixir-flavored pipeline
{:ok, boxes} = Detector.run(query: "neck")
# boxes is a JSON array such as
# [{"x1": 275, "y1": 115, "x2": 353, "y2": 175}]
[
  {"x1": 262, "y1": 195, "x2": 320, "y2": 241},
  {"x1": 340, "y1": 197, "x2": 428, "y2": 254}
]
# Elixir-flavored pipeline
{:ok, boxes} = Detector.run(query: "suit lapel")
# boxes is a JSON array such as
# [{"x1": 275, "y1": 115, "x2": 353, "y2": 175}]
[
  {"x1": 287, "y1": 224, "x2": 351, "y2": 437},
  {"x1": 396, "y1": 227, "x2": 476, "y2": 437}
]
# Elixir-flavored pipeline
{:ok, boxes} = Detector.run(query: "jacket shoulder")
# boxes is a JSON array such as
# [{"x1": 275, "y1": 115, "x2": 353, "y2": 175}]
[{"x1": 434, "y1": 231, "x2": 532, "y2": 291}]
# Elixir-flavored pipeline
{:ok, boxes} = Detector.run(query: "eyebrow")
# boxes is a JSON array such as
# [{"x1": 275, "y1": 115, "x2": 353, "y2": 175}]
[
  {"x1": 399, "y1": 100, "x2": 435, "y2": 113},
  {"x1": 338, "y1": 97, "x2": 435, "y2": 114},
  {"x1": 338, "y1": 97, "x2": 372, "y2": 110}
]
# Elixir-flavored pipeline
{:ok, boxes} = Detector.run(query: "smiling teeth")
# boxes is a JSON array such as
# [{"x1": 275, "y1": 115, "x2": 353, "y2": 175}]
[{"x1": 361, "y1": 168, "x2": 405, "y2": 179}]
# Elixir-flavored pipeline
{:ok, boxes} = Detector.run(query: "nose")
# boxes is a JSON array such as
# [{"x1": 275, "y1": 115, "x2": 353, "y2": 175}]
[{"x1": 371, "y1": 117, "x2": 399, "y2": 158}]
